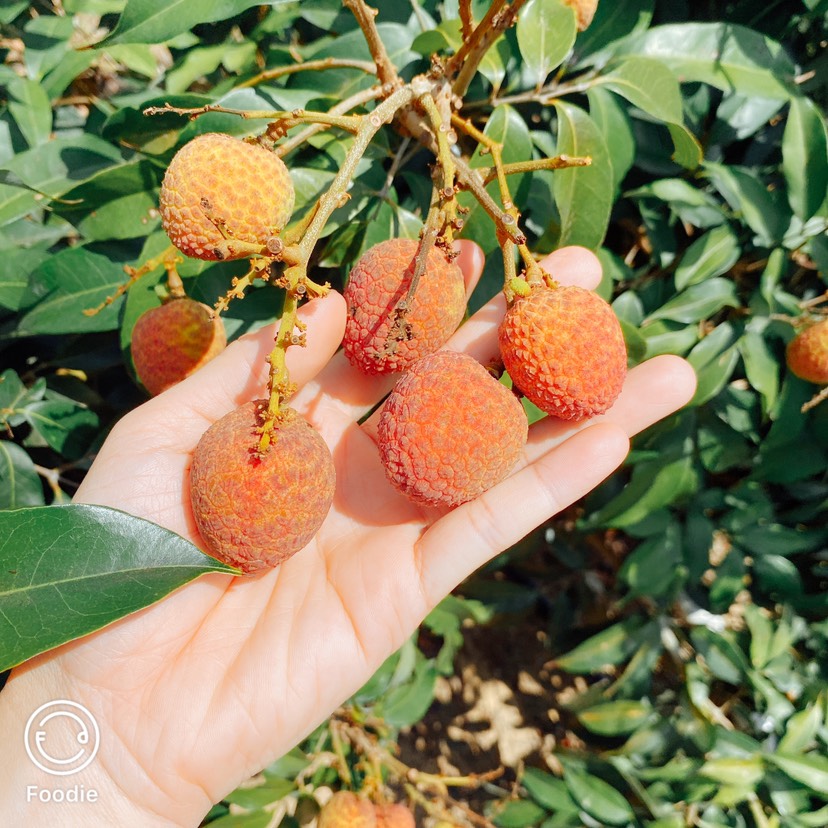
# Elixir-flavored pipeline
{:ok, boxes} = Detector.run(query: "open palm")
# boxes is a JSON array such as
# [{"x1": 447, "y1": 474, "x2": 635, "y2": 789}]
[{"x1": 3, "y1": 243, "x2": 695, "y2": 827}]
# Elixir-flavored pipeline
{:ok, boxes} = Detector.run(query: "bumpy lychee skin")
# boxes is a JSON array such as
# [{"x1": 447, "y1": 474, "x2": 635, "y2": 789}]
[
  {"x1": 159, "y1": 133, "x2": 295, "y2": 261},
  {"x1": 318, "y1": 792, "x2": 376, "y2": 828},
  {"x1": 190, "y1": 402, "x2": 335, "y2": 573},
  {"x1": 498, "y1": 285, "x2": 627, "y2": 421},
  {"x1": 343, "y1": 238, "x2": 466, "y2": 375},
  {"x1": 375, "y1": 803, "x2": 416, "y2": 828},
  {"x1": 378, "y1": 351, "x2": 528, "y2": 507},
  {"x1": 131, "y1": 297, "x2": 226, "y2": 396},
  {"x1": 786, "y1": 319, "x2": 828, "y2": 385}
]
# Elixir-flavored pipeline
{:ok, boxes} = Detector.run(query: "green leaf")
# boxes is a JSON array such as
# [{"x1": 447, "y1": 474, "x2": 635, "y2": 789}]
[
  {"x1": 629, "y1": 178, "x2": 725, "y2": 228},
  {"x1": 556, "y1": 616, "x2": 650, "y2": 674},
  {"x1": 522, "y1": 768, "x2": 579, "y2": 813},
  {"x1": 577, "y1": 700, "x2": 653, "y2": 736},
  {"x1": 17, "y1": 247, "x2": 129, "y2": 335},
  {"x1": 703, "y1": 162, "x2": 791, "y2": 246},
  {"x1": 597, "y1": 57, "x2": 683, "y2": 124},
  {"x1": 644, "y1": 278, "x2": 740, "y2": 324},
  {"x1": 0, "y1": 134, "x2": 123, "y2": 202},
  {"x1": 562, "y1": 763, "x2": 634, "y2": 826},
  {"x1": 587, "y1": 87, "x2": 635, "y2": 192},
  {"x1": 615, "y1": 23, "x2": 797, "y2": 100},
  {"x1": 6, "y1": 77, "x2": 53, "y2": 149},
  {"x1": 516, "y1": 0, "x2": 578, "y2": 88},
  {"x1": 739, "y1": 331, "x2": 779, "y2": 414},
  {"x1": 782, "y1": 96, "x2": 828, "y2": 222},
  {"x1": 778, "y1": 704, "x2": 824, "y2": 755},
  {"x1": 378, "y1": 659, "x2": 437, "y2": 728},
  {"x1": 0, "y1": 441, "x2": 45, "y2": 510},
  {"x1": 493, "y1": 799, "x2": 548, "y2": 827},
  {"x1": 674, "y1": 226, "x2": 741, "y2": 291},
  {"x1": 553, "y1": 102, "x2": 613, "y2": 249},
  {"x1": 0, "y1": 504, "x2": 237, "y2": 671},
  {"x1": 103, "y1": 0, "x2": 267, "y2": 45},
  {"x1": 23, "y1": 399, "x2": 99, "y2": 460},
  {"x1": 224, "y1": 778, "x2": 295, "y2": 809},
  {"x1": 699, "y1": 757, "x2": 764, "y2": 788},
  {"x1": 618, "y1": 523, "x2": 682, "y2": 598},
  {"x1": 767, "y1": 753, "x2": 828, "y2": 795}
]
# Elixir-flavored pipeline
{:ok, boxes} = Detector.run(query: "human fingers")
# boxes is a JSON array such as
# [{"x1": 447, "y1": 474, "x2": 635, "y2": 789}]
[{"x1": 416, "y1": 422, "x2": 630, "y2": 605}]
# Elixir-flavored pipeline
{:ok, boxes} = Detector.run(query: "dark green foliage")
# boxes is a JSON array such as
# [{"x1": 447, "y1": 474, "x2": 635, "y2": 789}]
[{"x1": 1, "y1": 0, "x2": 827, "y2": 825}]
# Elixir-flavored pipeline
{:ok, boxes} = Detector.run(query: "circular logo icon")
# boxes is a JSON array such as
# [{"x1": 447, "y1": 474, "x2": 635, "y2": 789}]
[{"x1": 24, "y1": 700, "x2": 100, "y2": 776}]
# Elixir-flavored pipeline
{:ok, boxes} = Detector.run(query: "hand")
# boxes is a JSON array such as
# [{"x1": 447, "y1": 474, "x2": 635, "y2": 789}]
[{"x1": 0, "y1": 243, "x2": 696, "y2": 827}]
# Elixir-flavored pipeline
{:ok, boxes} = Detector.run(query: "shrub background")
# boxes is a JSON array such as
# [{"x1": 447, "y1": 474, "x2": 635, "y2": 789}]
[{"x1": 1, "y1": 1, "x2": 827, "y2": 825}]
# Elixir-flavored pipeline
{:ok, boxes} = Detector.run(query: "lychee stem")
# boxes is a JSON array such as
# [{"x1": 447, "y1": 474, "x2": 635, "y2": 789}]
[
  {"x1": 237, "y1": 56, "x2": 377, "y2": 90},
  {"x1": 343, "y1": 0, "x2": 403, "y2": 89},
  {"x1": 82, "y1": 244, "x2": 179, "y2": 316}
]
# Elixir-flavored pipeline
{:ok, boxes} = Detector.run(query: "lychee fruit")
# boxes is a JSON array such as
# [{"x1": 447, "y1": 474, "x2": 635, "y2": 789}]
[
  {"x1": 563, "y1": 0, "x2": 598, "y2": 30},
  {"x1": 189, "y1": 402, "x2": 335, "y2": 573},
  {"x1": 318, "y1": 791, "x2": 376, "y2": 827},
  {"x1": 343, "y1": 238, "x2": 466, "y2": 375},
  {"x1": 498, "y1": 285, "x2": 627, "y2": 420},
  {"x1": 786, "y1": 318, "x2": 828, "y2": 384},
  {"x1": 375, "y1": 803, "x2": 416, "y2": 828},
  {"x1": 159, "y1": 133, "x2": 295, "y2": 261},
  {"x1": 377, "y1": 351, "x2": 528, "y2": 507},
  {"x1": 130, "y1": 297, "x2": 226, "y2": 396}
]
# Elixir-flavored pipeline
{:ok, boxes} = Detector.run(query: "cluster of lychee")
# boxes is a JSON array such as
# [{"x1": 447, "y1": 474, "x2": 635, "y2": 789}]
[{"x1": 132, "y1": 132, "x2": 629, "y2": 574}]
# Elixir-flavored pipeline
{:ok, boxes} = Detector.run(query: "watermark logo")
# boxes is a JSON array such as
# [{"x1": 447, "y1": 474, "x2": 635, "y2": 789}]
[{"x1": 24, "y1": 700, "x2": 100, "y2": 776}]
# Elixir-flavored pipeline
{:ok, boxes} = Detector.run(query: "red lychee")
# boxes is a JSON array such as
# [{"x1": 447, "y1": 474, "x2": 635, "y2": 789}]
[
  {"x1": 159, "y1": 133, "x2": 295, "y2": 261},
  {"x1": 343, "y1": 238, "x2": 466, "y2": 375},
  {"x1": 498, "y1": 285, "x2": 627, "y2": 420},
  {"x1": 377, "y1": 351, "x2": 528, "y2": 507},
  {"x1": 318, "y1": 791, "x2": 376, "y2": 827},
  {"x1": 130, "y1": 297, "x2": 226, "y2": 396},
  {"x1": 190, "y1": 402, "x2": 335, "y2": 573},
  {"x1": 375, "y1": 803, "x2": 415, "y2": 828},
  {"x1": 786, "y1": 318, "x2": 828, "y2": 385}
]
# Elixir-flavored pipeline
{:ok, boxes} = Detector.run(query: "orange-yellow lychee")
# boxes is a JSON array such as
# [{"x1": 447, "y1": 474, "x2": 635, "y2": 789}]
[
  {"x1": 343, "y1": 238, "x2": 466, "y2": 375},
  {"x1": 563, "y1": 0, "x2": 598, "y2": 30},
  {"x1": 375, "y1": 803, "x2": 415, "y2": 828},
  {"x1": 786, "y1": 318, "x2": 828, "y2": 385},
  {"x1": 130, "y1": 297, "x2": 226, "y2": 396},
  {"x1": 378, "y1": 351, "x2": 528, "y2": 507},
  {"x1": 190, "y1": 402, "x2": 334, "y2": 573},
  {"x1": 498, "y1": 285, "x2": 627, "y2": 420},
  {"x1": 159, "y1": 133, "x2": 294, "y2": 261},
  {"x1": 318, "y1": 791, "x2": 376, "y2": 827}
]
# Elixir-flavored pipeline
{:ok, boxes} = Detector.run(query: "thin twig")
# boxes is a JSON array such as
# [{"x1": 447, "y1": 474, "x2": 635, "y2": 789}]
[
  {"x1": 343, "y1": 0, "x2": 401, "y2": 88},
  {"x1": 238, "y1": 56, "x2": 376, "y2": 89}
]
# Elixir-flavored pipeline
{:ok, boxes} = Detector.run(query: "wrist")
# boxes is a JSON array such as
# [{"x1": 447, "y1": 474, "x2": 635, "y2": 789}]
[{"x1": 0, "y1": 661, "x2": 183, "y2": 828}]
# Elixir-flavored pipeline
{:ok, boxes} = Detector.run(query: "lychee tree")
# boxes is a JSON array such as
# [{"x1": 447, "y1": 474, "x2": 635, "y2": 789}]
[{"x1": 1, "y1": 1, "x2": 828, "y2": 826}]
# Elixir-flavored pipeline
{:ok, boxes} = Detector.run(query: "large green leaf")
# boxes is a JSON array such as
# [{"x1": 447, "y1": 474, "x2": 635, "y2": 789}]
[
  {"x1": 615, "y1": 23, "x2": 797, "y2": 100},
  {"x1": 561, "y1": 763, "x2": 635, "y2": 826},
  {"x1": 516, "y1": 0, "x2": 578, "y2": 88},
  {"x1": 0, "y1": 504, "x2": 237, "y2": 671},
  {"x1": 553, "y1": 102, "x2": 613, "y2": 249},
  {"x1": 0, "y1": 442, "x2": 45, "y2": 510},
  {"x1": 17, "y1": 247, "x2": 129, "y2": 335},
  {"x1": 102, "y1": 0, "x2": 269, "y2": 45},
  {"x1": 556, "y1": 616, "x2": 651, "y2": 673},
  {"x1": 674, "y1": 225, "x2": 741, "y2": 290},
  {"x1": 782, "y1": 96, "x2": 828, "y2": 222},
  {"x1": 597, "y1": 57, "x2": 683, "y2": 125},
  {"x1": 644, "y1": 278, "x2": 740, "y2": 324},
  {"x1": 767, "y1": 753, "x2": 828, "y2": 795}
]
